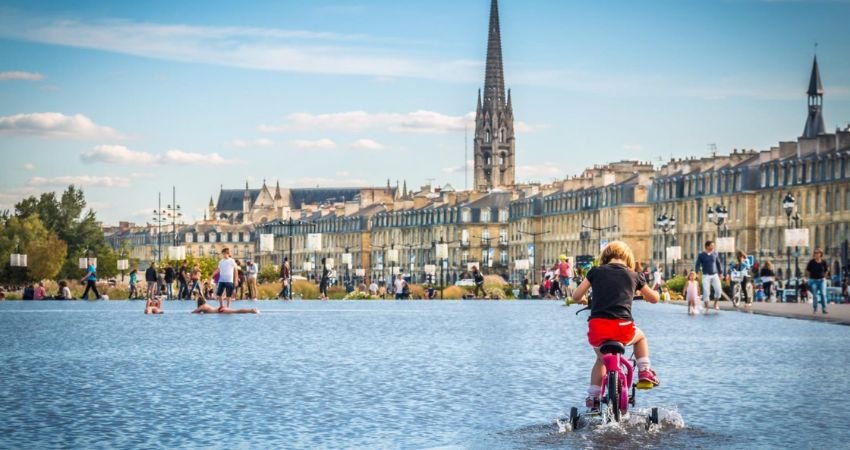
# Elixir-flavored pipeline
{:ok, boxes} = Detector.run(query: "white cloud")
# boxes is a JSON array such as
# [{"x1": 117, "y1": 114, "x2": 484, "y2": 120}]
[
  {"x1": 442, "y1": 160, "x2": 474, "y2": 174},
  {"x1": 27, "y1": 176, "x2": 129, "y2": 188},
  {"x1": 80, "y1": 145, "x2": 235, "y2": 166},
  {"x1": 0, "y1": 112, "x2": 122, "y2": 139},
  {"x1": 230, "y1": 138, "x2": 274, "y2": 148},
  {"x1": 623, "y1": 144, "x2": 644, "y2": 152},
  {"x1": 516, "y1": 163, "x2": 566, "y2": 181},
  {"x1": 0, "y1": 13, "x2": 479, "y2": 82},
  {"x1": 261, "y1": 110, "x2": 541, "y2": 134},
  {"x1": 349, "y1": 139, "x2": 384, "y2": 150},
  {"x1": 0, "y1": 71, "x2": 45, "y2": 81},
  {"x1": 289, "y1": 138, "x2": 337, "y2": 150},
  {"x1": 23, "y1": 163, "x2": 35, "y2": 170}
]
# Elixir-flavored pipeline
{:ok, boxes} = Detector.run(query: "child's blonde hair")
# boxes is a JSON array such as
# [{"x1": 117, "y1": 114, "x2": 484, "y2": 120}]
[
  {"x1": 688, "y1": 271, "x2": 698, "y2": 281},
  {"x1": 598, "y1": 241, "x2": 636, "y2": 270}
]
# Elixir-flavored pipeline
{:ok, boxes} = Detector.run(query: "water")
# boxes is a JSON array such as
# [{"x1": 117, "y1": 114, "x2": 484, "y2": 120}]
[{"x1": 0, "y1": 300, "x2": 847, "y2": 449}]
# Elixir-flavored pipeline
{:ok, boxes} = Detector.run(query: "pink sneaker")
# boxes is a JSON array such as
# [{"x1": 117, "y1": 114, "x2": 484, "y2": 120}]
[{"x1": 637, "y1": 369, "x2": 660, "y2": 389}]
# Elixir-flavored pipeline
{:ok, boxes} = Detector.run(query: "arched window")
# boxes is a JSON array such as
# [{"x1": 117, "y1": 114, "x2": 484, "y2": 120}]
[
  {"x1": 500, "y1": 128, "x2": 506, "y2": 143},
  {"x1": 499, "y1": 152, "x2": 506, "y2": 167},
  {"x1": 484, "y1": 152, "x2": 492, "y2": 166},
  {"x1": 485, "y1": 130, "x2": 491, "y2": 144}
]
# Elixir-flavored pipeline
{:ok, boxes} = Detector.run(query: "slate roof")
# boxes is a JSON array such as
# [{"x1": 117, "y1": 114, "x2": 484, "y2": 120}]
[{"x1": 216, "y1": 189, "x2": 261, "y2": 212}]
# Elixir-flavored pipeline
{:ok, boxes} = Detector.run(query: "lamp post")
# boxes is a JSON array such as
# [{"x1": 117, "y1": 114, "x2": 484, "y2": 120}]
[
  {"x1": 435, "y1": 237, "x2": 449, "y2": 299},
  {"x1": 152, "y1": 192, "x2": 168, "y2": 265},
  {"x1": 517, "y1": 229, "x2": 550, "y2": 287},
  {"x1": 581, "y1": 222, "x2": 619, "y2": 252},
  {"x1": 166, "y1": 186, "x2": 182, "y2": 246},
  {"x1": 707, "y1": 203, "x2": 729, "y2": 270},
  {"x1": 343, "y1": 247, "x2": 352, "y2": 291},
  {"x1": 655, "y1": 212, "x2": 676, "y2": 277},
  {"x1": 783, "y1": 193, "x2": 796, "y2": 280}
]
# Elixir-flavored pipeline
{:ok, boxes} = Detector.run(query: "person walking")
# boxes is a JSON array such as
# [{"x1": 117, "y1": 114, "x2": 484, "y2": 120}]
[
  {"x1": 216, "y1": 248, "x2": 238, "y2": 309},
  {"x1": 145, "y1": 263, "x2": 157, "y2": 299},
  {"x1": 651, "y1": 263, "x2": 664, "y2": 292},
  {"x1": 759, "y1": 261, "x2": 776, "y2": 302},
  {"x1": 319, "y1": 258, "x2": 330, "y2": 300},
  {"x1": 164, "y1": 263, "x2": 175, "y2": 299},
  {"x1": 695, "y1": 240, "x2": 724, "y2": 311},
  {"x1": 729, "y1": 250, "x2": 753, "y2": 309},
  {"x1": 278, "y1": 257, "x2": 291, "y2": 299},
  {"x1": 189, "y1": 264, "x2": 202, "y2": 299},
  {"x1": 80, "y1": 258, "x2": 100, "y2": 300},
  {"x1": 129, "y1": 268, "x2": 139, "y2": 299},
  {"x1": 394, "y1": 273, "x2": 407, "y2": 300},
  {"x1": 806, "y1": 248, "x2": 830, "y2": 314},
  {"x1": 245, "y1": 260, "x2": 258, "y2": 300},
  {"x1": 178, "y1": 261, "x2": 189, "y2": 300},
  {"x1": 471, "y1": 265, "x2": 484, "y2": 298}
]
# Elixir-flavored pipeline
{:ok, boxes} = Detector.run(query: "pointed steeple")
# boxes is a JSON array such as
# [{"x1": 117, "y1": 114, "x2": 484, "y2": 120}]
[
  {"x1": 403, "y1": 180, "x2": 408, "y2": 198},
  {"x1": 483, "y1": 0, "x2": 506, "y2": 109},
  {"x1": 808, "y1": 55, "x2": 824, "y2": 96},
  {"x1": 477, "y1": 89, "x2": 483, "y2": 113},
  {"x1": 209, "y1": 196, "x2": 214, "y2": 207},
  {"x1": 803, "y1": 54, "x2": 826, "y2": 138},
  {"x1": 274, "y1": 180, "x2": 282, "y2": 200},
  {"x1": 243, "y1": 181, "x2": 250, "y2": 198}
]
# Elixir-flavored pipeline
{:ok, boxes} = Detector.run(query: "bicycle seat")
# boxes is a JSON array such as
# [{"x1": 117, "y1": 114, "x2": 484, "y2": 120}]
[{"x1": 599, "y1": 341, "x2": 626, "y2": 355}]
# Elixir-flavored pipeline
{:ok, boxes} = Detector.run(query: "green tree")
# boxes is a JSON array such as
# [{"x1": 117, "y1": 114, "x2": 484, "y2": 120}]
[
  {"x1": 26, "y1": 234, "x2": 68, "y2": 281},
  {"x1": 0, "y1": 214, "x2": 54, "y2": 283}
]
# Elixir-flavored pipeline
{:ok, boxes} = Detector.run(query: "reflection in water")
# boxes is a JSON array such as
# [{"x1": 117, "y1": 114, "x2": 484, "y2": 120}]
[{"x1": 0, "y1": 300, "x2": 847, "y2": 449}]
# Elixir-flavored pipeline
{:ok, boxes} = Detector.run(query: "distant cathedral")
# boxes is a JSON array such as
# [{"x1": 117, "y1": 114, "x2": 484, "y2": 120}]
[{"x1": 473, "y1": 0, "x2": 516, "y2": 191}]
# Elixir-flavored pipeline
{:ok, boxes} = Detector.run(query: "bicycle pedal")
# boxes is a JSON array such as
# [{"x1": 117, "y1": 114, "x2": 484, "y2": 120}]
[{"x1": 635, "y1": 381, "x2": 656, "y2": 390}]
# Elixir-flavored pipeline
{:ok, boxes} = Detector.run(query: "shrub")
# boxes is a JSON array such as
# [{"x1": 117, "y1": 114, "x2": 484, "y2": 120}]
[
  {"x1": 293, "y1": 280, "x2": 319, "y2": 299},
  {"x1": 328, "y1": 286, "x2": 347, "y2": 300},
  {"x1": 258, "y1": 265, "x2": 280, "y2": 284},
  {"x1": 407, "y1": 284, "x2": 425, "y2": 299},
  {"x1": 485, "y1": 287, "x2": 505, "y2": 299},
  {"x1": 664, "y1": 275, "x2": 687, "y2": 294},
  {"x1": 105, "y1": 286, "x2": 129, "y2": 300},
  {"x1": 257, "y1": 282, "x2": 283, "y2": 299},
  {"x1": 442, "y1": 286, "x2": 468, "y2": 299},
  {"x1": 344, "y1": 291, "x2": 379, "y2": 300}
]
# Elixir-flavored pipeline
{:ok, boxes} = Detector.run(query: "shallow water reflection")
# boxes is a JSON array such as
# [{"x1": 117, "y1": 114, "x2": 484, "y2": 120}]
[{"x1": 0, "y1": 300, "x2": 846, "y2": 449}]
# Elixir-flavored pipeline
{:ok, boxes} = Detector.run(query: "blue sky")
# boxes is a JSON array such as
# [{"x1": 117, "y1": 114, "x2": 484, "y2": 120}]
[{"x1": 0, "y1": 0, "x2": 848, "y2": 225}]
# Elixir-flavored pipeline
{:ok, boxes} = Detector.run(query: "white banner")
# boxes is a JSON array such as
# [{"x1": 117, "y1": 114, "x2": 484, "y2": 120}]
[
  {"x1": 424, "y1": 264, "x2": 437, "y2": 275},
  {"x1": 666, "y1": 246, "x2": 682, "y2": 263},
  {"x1": 435, "y1": 243, "x2": 449, "y2": 259},
  {"x1": 10, "y1": 254, "x2": 27, "y2": 267},
  {"x1": 355, "y1": 268, "x2": 366, "y2": 277},
  {"x1": 303, "y1": 261, "x2": 314, "y2": 271},
  {"x1": 514, "y1": 259, "x2": 530, "y2": 270},
  {"x1": 716, "y1": 237, "x2": 736, "y2": 253},
  {"x1": 79, "y1": 258, "x2": 96, "y2": 269},
  {"x1": 117, "y1": 259, "x2": 129, "y2": 270},
  {"x1": 342, "y1": 253, "x2": 353, "y2": 267},
  {"x1": 467, "y1": 262, "x2": 481, "y2": 272},
  {"x1": 260, "y1": 234, "x2": 275, "y2": 252},
  {"x1": 391, "y1": 267, "x2": 401, "y2": 275},
  {"x1": 784, "y1": 228, "x2": 810, "y2": 248},
  {"x1": 387, "y1": 249, "x2": 399, "y2": 263},
  {"x1": 168, "y1": 246, "x2": 186, "y2": 260},
  {"x1": 325, "y1": 258, "x2": 335, "y2": 270},
  {"x1": 307, "y1": 233, "x2": 323, "y2": 251}
]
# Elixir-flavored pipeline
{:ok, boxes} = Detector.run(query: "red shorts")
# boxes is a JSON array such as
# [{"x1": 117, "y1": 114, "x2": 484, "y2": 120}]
[{"x1": 587, "y1": 318, "x2": 636, "y2": 348}]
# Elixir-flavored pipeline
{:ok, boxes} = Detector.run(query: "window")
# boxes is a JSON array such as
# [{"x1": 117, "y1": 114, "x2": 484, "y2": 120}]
[
  {"x1": 209, "y1": 232, "x2": 217, "y2": 243},
  {"x1": 499, "y1": 228, "x2": 508, "y2": 244},
  {"x1": 462, "y1": 250, "x2": 469, "y2": 265},
  {"x1": 199, "y1": 246, "x2": 205, "y2": 257},
  {"x1": 498, "y1": 209, "x2": 509, "y2": 222},
  {"x1": 481, "y1": 209, "x2": 490, "y2": 223},
  {"x1": 461, "y1": 229, "x2": 469, "y2": 245},
  {"x1": 233, "y1": 247, "x2": 239, "y2": 256},
  {"x1": 482, "y1": 228, "x2": 490, "y2": 241},
  {"x1": 485, "y1": 130, "x2": 491, "y2": 144},
  {"x1": 461, "y1": 209, "x2": 471, "y2": 223},
  {"x1": 185, "y1": 233, "x2": 193, "y2": 243},
  {"x1": 500, "y1": 250, "x2": 508, "y2": 266}
]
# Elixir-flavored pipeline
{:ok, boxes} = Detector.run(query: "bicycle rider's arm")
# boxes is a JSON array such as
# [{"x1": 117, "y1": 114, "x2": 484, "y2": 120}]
[
  {"x1": 639, "y1": 285, "x2": 660, "y2": 304},
  {"x1": 572, "y1": 278, "x2": 591, "y2": 304}
]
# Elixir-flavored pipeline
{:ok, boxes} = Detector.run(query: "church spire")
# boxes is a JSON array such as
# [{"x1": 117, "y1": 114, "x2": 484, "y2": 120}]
[
  {"x1": 483, "y1": 0, "x2": 506, "y2": 109},
  {"x1": 803, "y1": 54, "x2": 826, "y2": 138}
]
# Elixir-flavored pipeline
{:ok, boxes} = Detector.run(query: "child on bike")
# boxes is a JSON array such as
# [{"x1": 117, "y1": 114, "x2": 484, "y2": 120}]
[
  {"x1": 685, "y1": 271, "x2": 700, "y2": 315},
  {"x1": 571, "y1": 241, "x2": 661, "y2": 413}
]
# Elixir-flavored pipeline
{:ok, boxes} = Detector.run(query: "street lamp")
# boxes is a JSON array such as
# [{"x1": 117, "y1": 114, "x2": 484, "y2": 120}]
[
  {"x1": 655, "y1": 212, "x2": 676, "y2": 278},
  {"x1": 517, "y1": 229, "x2": 550, "y2": 287},
  {"x1": 707, "y1": 203, "x2": 729, "y2": 270},
  {"x1": 435, "y1": 237, "x2": 449, "y2": 299},
  {"x1": 581, "y1": 222, "x2": 619, "y2": 252},
  {"x1": 783, "y1": 193, "x2": 796, "y2": 279},
  {"x1": 342, "y1": 247, "x2": 352, "y2": 291},
  {"x1": 152, "y1": 192, "x2": 168, "y2": 265}
]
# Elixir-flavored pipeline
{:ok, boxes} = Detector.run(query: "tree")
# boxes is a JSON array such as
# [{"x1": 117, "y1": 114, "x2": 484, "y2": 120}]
[{"x1": 26, "y1": 234, "x2": 67, "y2": 281}]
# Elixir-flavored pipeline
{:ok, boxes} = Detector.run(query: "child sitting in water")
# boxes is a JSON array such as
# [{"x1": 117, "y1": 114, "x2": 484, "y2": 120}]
[
  {"x1": 685, "y1": 271, "x2": 700, "y2": 315},
  {"x1": 571, "y1": 241, "x2": 661, "y2": 413},
  {"x1": 145, "y1": 296, "x2": 163, "y2": 314}
]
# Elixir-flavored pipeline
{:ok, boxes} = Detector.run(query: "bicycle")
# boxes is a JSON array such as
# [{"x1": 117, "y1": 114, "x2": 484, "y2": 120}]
[
  {"x1": 564, "y1": 338, "x2": 660, "y2": 431},
  {"x1": 729, "y1": 269, "x2": 753, "y2": 308}
]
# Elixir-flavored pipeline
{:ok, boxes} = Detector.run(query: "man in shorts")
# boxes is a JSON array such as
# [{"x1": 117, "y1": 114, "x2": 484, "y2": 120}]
[
  {"x1": 695, "y1": 240, "x2": 724, "y2": 311},
  {"x1": 216, "y1": 248, "x2": 238, "y2": 310}
]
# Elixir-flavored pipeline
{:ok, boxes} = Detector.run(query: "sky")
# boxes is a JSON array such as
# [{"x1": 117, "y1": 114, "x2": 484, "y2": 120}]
[{"x1": 0, "y1": 0, "x2": 848, "y2": 225}]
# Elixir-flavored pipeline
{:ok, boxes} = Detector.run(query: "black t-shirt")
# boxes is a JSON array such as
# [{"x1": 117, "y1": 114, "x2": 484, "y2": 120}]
[
  {"x1": 586, "y1": 264, "x2": 646, "y2": 321},
  {"x1": 164, "y1": 267, "x2": 175, "y2": 283},
  {"x1": 145, "y1": 267, "x2": 157, "y2": 282},
  {"x1": 806, "y1": 260, "x2": 828, "y2": 279}
]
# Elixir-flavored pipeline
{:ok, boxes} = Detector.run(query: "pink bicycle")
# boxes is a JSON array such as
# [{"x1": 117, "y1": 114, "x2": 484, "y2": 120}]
[{"x1": 566, "y1": 340, "x2": 659, "y2": 430}]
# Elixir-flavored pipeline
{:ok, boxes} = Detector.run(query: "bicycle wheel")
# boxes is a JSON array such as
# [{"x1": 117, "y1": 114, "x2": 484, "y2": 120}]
[
  {"x1": 731, "y1": 283, "x2": 741, "y2": 308},
  {"x1": 607, "y1": 371, "x2": 620, "y2": 422}
]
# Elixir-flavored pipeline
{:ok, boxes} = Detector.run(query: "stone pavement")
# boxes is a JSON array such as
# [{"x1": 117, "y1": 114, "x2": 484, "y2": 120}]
[{"x1": 715, "y1": 301, "x2": 850, "y2": 326}]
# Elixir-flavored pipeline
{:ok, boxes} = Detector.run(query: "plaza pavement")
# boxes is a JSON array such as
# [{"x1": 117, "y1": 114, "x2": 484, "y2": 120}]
[{"x1": 707, "y1": 301, "x2": 850, "y2": 326}]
